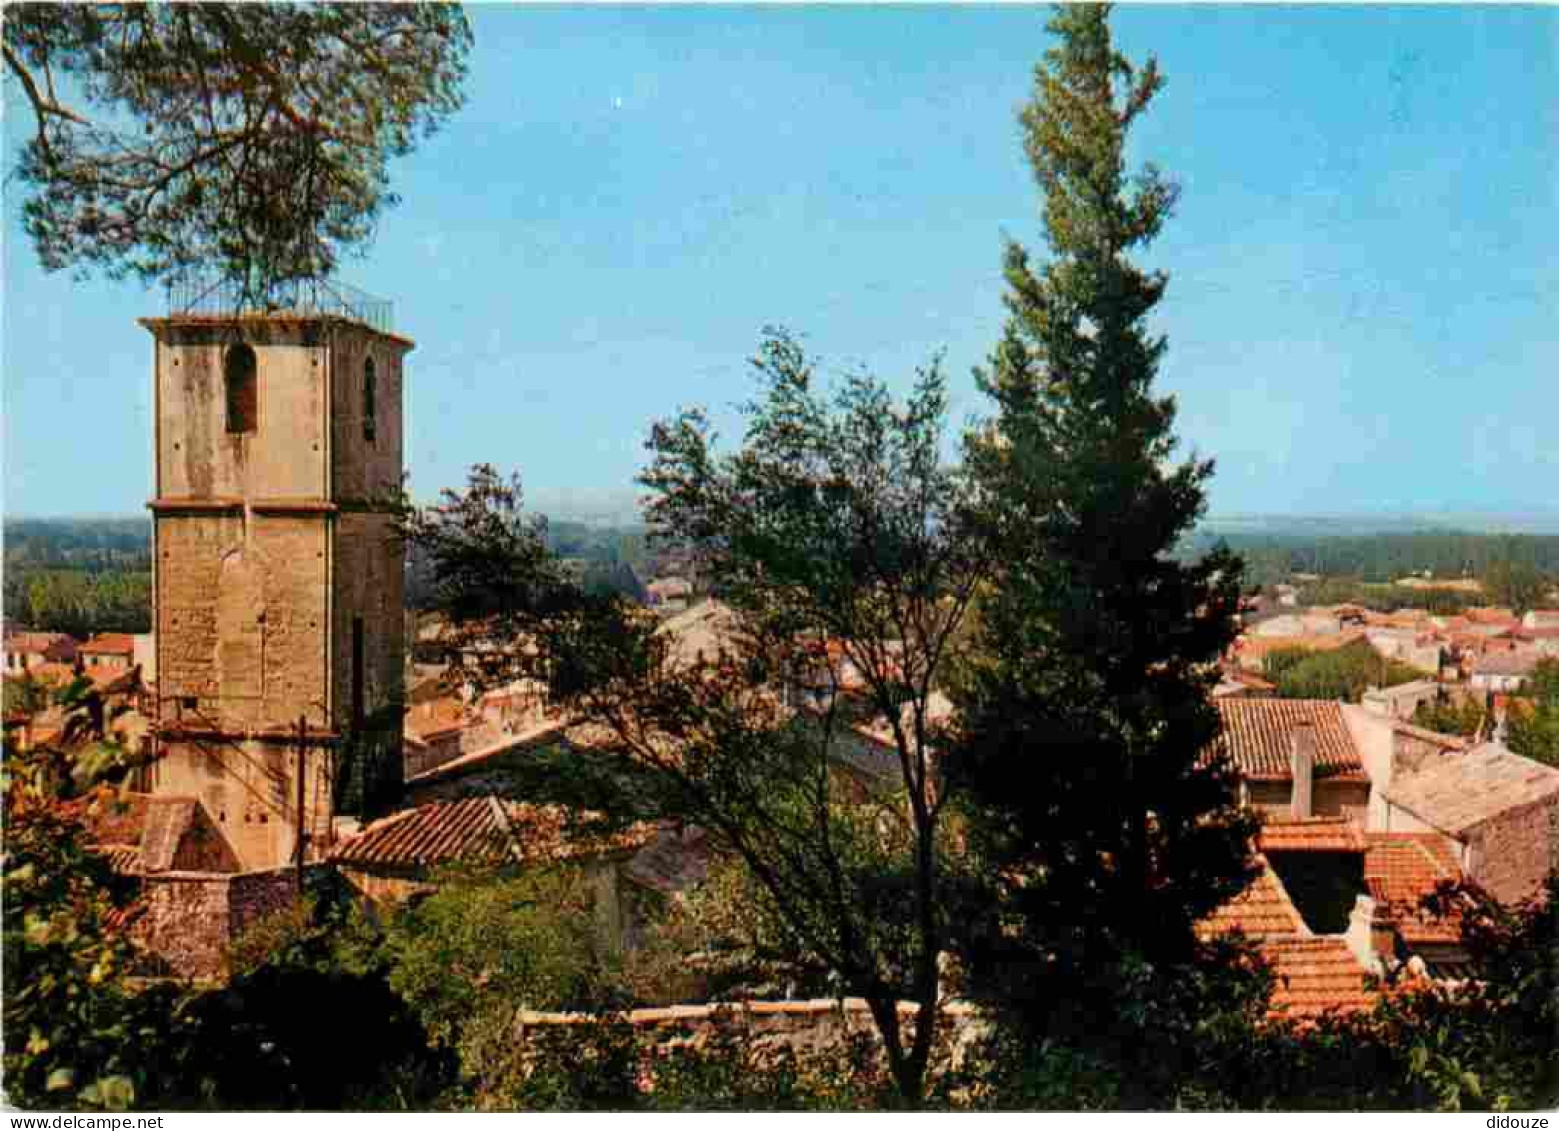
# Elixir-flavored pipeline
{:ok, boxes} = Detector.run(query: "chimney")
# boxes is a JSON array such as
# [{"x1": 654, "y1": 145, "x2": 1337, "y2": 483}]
[
  {"x1": 1343, "y1": 894, "x2": 1397, "y2": 977},
  {"x1": 1290, "y1": 721, "x2": 1316, "y2": 820}
]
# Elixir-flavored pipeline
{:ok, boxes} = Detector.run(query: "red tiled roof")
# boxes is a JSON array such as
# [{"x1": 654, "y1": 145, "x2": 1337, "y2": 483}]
[
  {"x1": 1196, "y1": 858, "x2": 1307, "y2": 941},
  {"x1": 1364, "y1": 832, "x2": 1463, "y2": 946},
  {"x1": 103, "y1": 901, "x2": 146, "y2": 933},
  {"x1": 3, "y1": 631, "x2": 78, "y2": 659},
  {"x1": 81, "y1": 633, "x2": 136, "y2": 656},
  {"x1": 1212, "y1": 699, "x2": 1366, "y2": 781},
  {"x1": 23, "y1": 661, "x2": 136, "y2": 691},
  {"x1": 1465, "y1": 607, "x2": 1518, "y2": 626},
  {"x1": 95, "y1": 845, "x2": 144, "y2": 875},
  {"x1": 1262, "y1": 938, "x2": 1374, "y2": 1019},
  {"x1": 332, "y1": 795, "x2": 657, "y2": 869},
  {"x1": 1258, "y1": 815, "x2": 1367, "y2": 854},
  {"x1": 72, "y1": 791, "x2": 153, "y2": 846}
]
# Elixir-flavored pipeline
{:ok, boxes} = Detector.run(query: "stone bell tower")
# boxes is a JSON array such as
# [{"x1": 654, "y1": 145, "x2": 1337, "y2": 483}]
[{"x1": 140, "y1": 285, "x2": 411, "y2": 872}]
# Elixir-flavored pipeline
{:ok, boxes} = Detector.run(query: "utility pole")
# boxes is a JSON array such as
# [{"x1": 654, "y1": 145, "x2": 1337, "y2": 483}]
[{"x1": 295, "y1": 712, "x2": 307, "y2": 891}]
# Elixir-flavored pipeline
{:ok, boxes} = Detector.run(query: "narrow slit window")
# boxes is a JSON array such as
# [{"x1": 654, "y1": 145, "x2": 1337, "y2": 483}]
[
  {"x1": 225, "y1": 344, "x2": 258, "y2": 434},
  {"x1": 363, "y1": 356, "x2": 377, "y2": 443}
]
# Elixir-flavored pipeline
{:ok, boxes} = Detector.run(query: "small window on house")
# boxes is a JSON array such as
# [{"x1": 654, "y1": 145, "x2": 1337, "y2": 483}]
[
  {"x1": 225, "y1": 344, "x2": 258, "y2": 434},
  {"x1": 363, "y1": 356, "x2": 377, "y2": 443}
]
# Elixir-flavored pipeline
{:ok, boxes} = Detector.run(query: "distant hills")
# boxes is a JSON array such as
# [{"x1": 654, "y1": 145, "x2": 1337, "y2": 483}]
[
  {"x1": 1197, "y1": 511, "x2": 1559, "y2": 537},
  {"x1": 7, "y1": 507, "x2": 1559, "y2": 538}
]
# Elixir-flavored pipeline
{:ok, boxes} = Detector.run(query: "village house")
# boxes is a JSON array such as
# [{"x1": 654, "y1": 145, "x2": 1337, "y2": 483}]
[
  {"x1": 646, "y1": 575, "x2": 694, "y2": 614},
  {"x1": 79, "y1": 632, "x2": 137, "y2": 672},
  {"x1": 1522, "y1": 609, "x2": 1559, "y2": 631},
  {"x1": 1212, "y1": 699, "x2": 1372, "y2": 821},
  {"x1": 330, "y1": 791, "x2": 704, "y2": 953},
  {"x1": 1469, "y1": 650, "x2": 1541, "y2": 693},
  {"x1": 2, "y1": 629, "x2": 78, "y2": 672},
  {"x1": 1371, "y1": 739, "x2": 1559, "y2": 904},
  {"x1": 1360, "y1": 679, "x2": 1441, "y2": 721}
]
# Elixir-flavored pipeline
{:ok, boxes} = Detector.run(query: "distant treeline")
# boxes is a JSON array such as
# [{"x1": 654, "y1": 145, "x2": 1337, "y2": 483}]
[
  {"x1": 4, "y1": 569, "x2": 152, "y2": 636},
  {"x1": 405, "y1": 519, "x2": 665, "y2": 610},
  {"x1": 4, "y1": 518, "x2": 155, "y2": 635},
  {"x1": 4, "y1": 517, "x2": 153, "y2": 572},
  {"x1": 1179, "y1": 531, "x2": 1559, "y2": 590}
]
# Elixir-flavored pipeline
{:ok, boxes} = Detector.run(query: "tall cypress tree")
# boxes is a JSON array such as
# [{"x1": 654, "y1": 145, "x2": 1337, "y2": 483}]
[{"x1": 946, "y1": 4, "x2": 1257, "y2": 1017}]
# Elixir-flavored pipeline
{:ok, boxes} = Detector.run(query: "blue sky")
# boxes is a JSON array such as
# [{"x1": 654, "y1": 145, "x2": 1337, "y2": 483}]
[{"x1": 4, "y1": 4, "x2": 1556, "y2": 522}]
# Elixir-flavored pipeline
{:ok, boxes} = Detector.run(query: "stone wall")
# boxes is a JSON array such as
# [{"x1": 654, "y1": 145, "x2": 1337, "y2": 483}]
[
  {"x1": 1465, "y1": 796, "x2": 1559, "y2": 904},
  {"x1": 130, "y1": 867, "x2": 300, "y2": 980},
  {"x1": 151, "y1": 320, "x2": 329, "y2": 502},
  {"x1": 1244, "y1": 778, "x2": 1369, "y2": 823},
  {"x1": 154, "y1": 513, "x2": 330, "y2": 731},
  {"x1": 328, "y1": 323, "x2": 407, "y2": 504},
  {"x1": 152, "y1": 740, "x2": 335, "y2": 873},
  {"x1": 515, "y1": 998, "x2": 988, "y2": 1065}
]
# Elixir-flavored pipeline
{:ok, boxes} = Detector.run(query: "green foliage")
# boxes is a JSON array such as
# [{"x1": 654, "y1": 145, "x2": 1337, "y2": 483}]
[
  {"x1": 1178, "y1": 530, "x2": 1559, "y2": 590},
  {"x1": 1483, "y1": 558, "x2": 1548, "y2": 616},
  {"x1": 1261, "y1": 645, "x2": 1316, "y2": 682},
  {"x1": 5, "y1": 3, "x2": 472, "y2": 298},
  {"x1": 1506, "y1": 658, "x2": 1559, "y2": 768},
  {"x1": 945, "y1": 2, "x2": 1257, "y2": 1022},
  {"x1": 412, "y1": 329, "x2": 989, "y2": 1104},
  {"x1": 1269, "y1": 640, "x2": 1424, "y2": 703},
  {"x1": 1292, "y1": 577, "x2": 1484, "y2": 616},
  {"x1": 1411, "y1": 696, "x2": 1486, "y2": 739},
  {"x1": 1, "y1": 782, "x2": 148, "y2": 1110},
  {"x1": 383, "y1": 865, "x2": 616, "y2": 1090},
  {"x1": 1, "y1": 683, "x2": 161, "y2": 1111},
  {"x1": 4, "y1": 569, "x2": 152, "y2": 636},
  {"x1": 3, "y1": 670, "x2": 54, "y2": 717}
]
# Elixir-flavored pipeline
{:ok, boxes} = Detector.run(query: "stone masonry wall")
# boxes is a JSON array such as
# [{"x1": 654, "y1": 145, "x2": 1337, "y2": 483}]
[
  {"x1": 331, "y1": 510, "x2": 405, "y2": 731},
  {"x1": 155, "y1": 513, "x2": 329, "y2": 731},
  {"x1": 515, "y1": 999, "x2": 989, "y2": 1073},
  {"x1": 329, "y1": 323, "x2": 406, "y2": 504},
  {"x1": 131, "y1": 867, "x2": 300, "y2": 981},
  {"x1": 154, "y1": 738, "x2": 335, "y2": 873},
  {"x1": 153, "y1": 321, "x2": 328, "y2": 502},
  {"x1": 1466, "y1": 795, "x2": 1559, "y2": 904}
]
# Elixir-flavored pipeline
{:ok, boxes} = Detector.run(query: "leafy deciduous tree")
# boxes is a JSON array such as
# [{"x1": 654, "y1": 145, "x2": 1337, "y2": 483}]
[{"x1": 409, "y1": 332, "x2": 990, "y2": 1105}]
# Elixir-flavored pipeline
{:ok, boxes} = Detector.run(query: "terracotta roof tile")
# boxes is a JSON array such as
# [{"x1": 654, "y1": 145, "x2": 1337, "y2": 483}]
[
  {"x1": 1261, "y1": 937, "x2": 1375, "y2": 1019},
  {"x1": 3, "y1": 631, "x2": 78, "y2": 659},
  {"x1": 1364, "y1": 832, "x2": 1463, "y2": 946},
  {"x1": 96, "y1": 845, "x2": 144, "y2": 875},
  {"x1": 1212, "y1": 699, "x2": 1365, "y2": 780},
  {"x1": 1258, "y1": 815, "x2": 1367, "y2": 854},
  {"x1": 1197, "y1": 857, "x2": 1307, "y2": 941},
  {"x1": 81, "y1": 633, "x2": 136, "y2": 656},
  {"x1": 332, "y1": 795, "x2": 657, "y2": 869}
]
